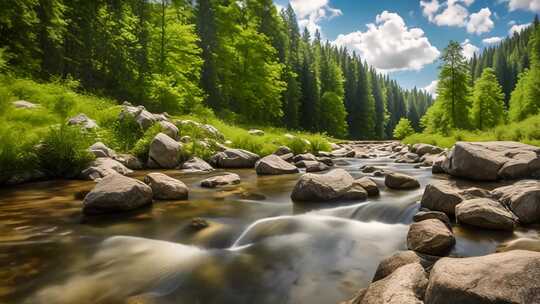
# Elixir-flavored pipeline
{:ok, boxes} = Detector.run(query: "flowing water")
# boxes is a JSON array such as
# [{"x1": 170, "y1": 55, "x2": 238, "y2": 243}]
[{"x1": 1, "y1": 151, "x2": 539, "y2": 303}]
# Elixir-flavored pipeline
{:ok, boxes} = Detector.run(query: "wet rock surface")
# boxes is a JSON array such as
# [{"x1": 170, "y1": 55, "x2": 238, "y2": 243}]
[
  {"x1": 385, "y1": 172, "x2": 420, "y2": 190},
  {"x1": 407, "y1": 219, "x2": 455, "y2": 256}
]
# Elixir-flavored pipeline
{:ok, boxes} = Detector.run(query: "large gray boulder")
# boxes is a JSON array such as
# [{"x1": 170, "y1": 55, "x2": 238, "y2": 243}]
[
  {"x1": 425, "y1": 250, "x2": 540, "y2": 304},
  {"x1": 412, "y1": 143, "x2": 443, "y2": 156},
  {"x1": 80, "y1": 158, "x2": 133, "y2": 181},
  {"x1": 456, "y1": 198, "x2": 517, "y2": 231},
  {"x1": 349, "y1": 263, "x2": 428, "y2": 304},
  {"x1": 290, "y1": 169, "x2": 354, "y2": 202},
  {"x1": 492, "y1": 180, "x2": 540, "y2": 224},
  {"x1": 181, "y1": 157, "x2": 214, "y2": 173},
  {"x1": 144, "y1": 172, "x2": 188, "y2": 200},
  {"x1": 158, "y1": 120, "x2": 179, "y2": 140},
  {"x1": 373, "y1": 250, "x2": 439, "y2": 282},
  {"x1": 420, "y1": 181, "x2": 464, "y2": 215},
  {"x1": 413, "y1": 210, "x2": 452, "y2": 228},
  {"x1": 255, "y1": 154, "x2": 299, "y2": 175},
  {"x1": 67, "y1": 113, "x2": 98, "y2": 130},
  {"x1": 200, "y1": 173, "x2": 240, "y2": 188},
  {"x1": 119, "y1": 104, "x2": 159, "y2": 130},
  {"x1": 441, "y1": 141, "x2": 540, "y2": 180},
  {"x1": 385, "y1": 172, "x2": 420, "y2": 190},
  {"x1": 354, "y1": 177, "x2": 379, "y2": 197},
  {"x1": 210, "y1": 149, "x2": 260, "y2": 168},
  {"x1": 407, "y1": 219, "x2": 455, "y2": 256},
  {"x1": 148, "y1": 133, "x2": 181, "y2": 169},
  {"x1": 83, "y1": 174, "x2": 152, "y2": 214}
]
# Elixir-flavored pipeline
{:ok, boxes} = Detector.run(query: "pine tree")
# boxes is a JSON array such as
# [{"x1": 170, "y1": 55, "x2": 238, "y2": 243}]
[{"x1": 471, "y1": 68, "x2": 505, "y2": 129}]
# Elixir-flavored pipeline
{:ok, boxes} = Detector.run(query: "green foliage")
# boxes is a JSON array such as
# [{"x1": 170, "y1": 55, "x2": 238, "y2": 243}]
[
  {"x1": 471, "y1": 68, "x2": 506, "y2": 129},
  {"x1": 286, "y1": 136, "x2": 309, "y2": 155},
  {"x1": 131, "y1": 124, "x2": 162, "y2": 161},
  {"x1": 319, "y1": 92, "x2": 347, "y2": 138},
  {"x1": 393, "y1": 118, "x2": 415, "y2": 139},
  {"x1": 37, "y1": 125, "x2": 95, "y2": 178}
]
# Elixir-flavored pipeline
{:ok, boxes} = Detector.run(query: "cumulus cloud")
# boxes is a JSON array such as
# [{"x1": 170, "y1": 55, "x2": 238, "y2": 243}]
[
  {"x1": 333, "y1": 11, "x2": 440, "y2": 72},
  {"x1": 467, "y1": 8, "x2": 494, "y2": 34},
  {"x1": 461, "y1": 39, "x2": 479, "y2": 60},
  {"x1": 420, "y1": 0, "x2": 441, "y2": 21},
  {"x1": 508, "y1": 0, "x2": 540, "y2": 12},
  {"x1": 290, "y1": 0, "x2": 342, "y2": 36},
  {"x1": 423, "y1": 80, "x2": 439, "y2": 98},
  {"x1": 509, "y1": 22, "x2": 532, "y2": 35},
  {"x1": 482, "y1": 36, "x2": 503, "y2": 45}
]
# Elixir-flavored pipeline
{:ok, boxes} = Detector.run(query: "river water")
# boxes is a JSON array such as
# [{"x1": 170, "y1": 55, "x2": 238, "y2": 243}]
[{"x1": 1, "y1": 152, "x2": 538, "y2": 303}]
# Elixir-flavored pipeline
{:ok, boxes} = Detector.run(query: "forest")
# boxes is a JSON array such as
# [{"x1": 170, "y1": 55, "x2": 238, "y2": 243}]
[{"x1": 0, "y1": 0, "x2": 433, "y2": 139}]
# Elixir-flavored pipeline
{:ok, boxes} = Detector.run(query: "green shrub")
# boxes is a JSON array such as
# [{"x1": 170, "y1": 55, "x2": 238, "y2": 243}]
[
  {"x1": 0, "y1": 125, "x2": 40, "y2": 181},
  {"x1": 307, "y1": 135, "x2": 331, "y2": 153},
  {"x1": 36, "y1": 125, "x2": 95, "y2": 178},
  {"x1": 285, "y1": 137, "x2": 309, "y2": 154},
  {"x1": 393, "y1": 118, "x2": 415, "y2": 139},
  {"x1": 131, "y1": 124, "x2": 163, "y2": 160}
]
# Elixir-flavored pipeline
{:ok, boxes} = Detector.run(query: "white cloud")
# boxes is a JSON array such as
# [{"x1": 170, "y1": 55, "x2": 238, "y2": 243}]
[
  {"x1": 433, "y1": 1, "x2": 470, "y2": 27},
  {"x1": 508, "y1": 0, "x2": 540, "y2": 12},
  {"x1": 467, "y1": 8, "x2": 494, "y2": 34},
  {"x1": 420, "y1": 0, "x2": 441, "y2": 21},
  {"x1": 333, "y1": 11, "x2": 440, "y2": 72},
  {"x1": 482, "y1": 36, "x2": 503, "y2": 45},
  {"x1": 461, "y1": 39, "x2": 479, "y2": 59},
  {"x1": 509, "y1": 22, "x2": 532, "y2": 35},
  {"x1": 423, "y1": 80, "x2": 439, "y2": 98},
  {"x1": 290, "y1": 0, "x2": 342, "y2": 36}
]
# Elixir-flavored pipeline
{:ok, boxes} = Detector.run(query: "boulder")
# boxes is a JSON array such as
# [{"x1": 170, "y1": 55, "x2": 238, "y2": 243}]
[
  {"x1": 12, "y1": 100, "x2": 39, "y2": 109},
  {"x1": 292, "y1": 153, "x2": 318, "y2": 163},
  {"x1": 119, "y1": 104, "x2": 158, "y2": 130},
  {"x1": 456, "y1": 198, "x2": 517, "y2": 231},
  {"x1": 492, "y1": 180, "x2": 540, "y2": 224},
  {"x1": 201, "y1": 124, "x2": 224, "y2": 140},
  {"x1": 279, "y1": 153, "x2": 294, "y2": 162},
  {"x1": 420, "y1": 181, "x2": 464, "y2": 215},
  {"x1": 407, "y1": 219, "x2": 455, "y2": 256},
  {"x1": 331, "y1": 148, "x2": 355, "y2": 158},
  {"x1": 181, "y1": 157, "x2": 214, "y2": 172},
  {"x1": 350, "y1": 263, "x2": 428, "y2": 304},
  {"x1": 385, "y1": 172, "x2": 420, "y2": 190},
  {"x1": 273, "y1": 146, "x2": 292, "y2": 156},
  {"x1": 441, "y1": 141, "x2": 540, "y2": 181},
  {"x1": 210, "y1": 149, "x2": 260, "y2": 168},
  {"x1": 248, "y1": 129, "x2": 265, "y2": 136},
  {"x1": 67, "y1": 113, "x2": 98, "y2": 130},
  {"x1": 497, "y1": 237, "x2": 540, "y2": 253},
  {"x1": 412, "y1": 143, "x2": 443, "y2": 156},
  {"x1": 290, "y1": 169, "x2": 354, "y2": 202},
  {"x1": 425, "y1": 250, "x2": 540, "y2": 304},
  {"x1": 373, "y1": 250, "x2": 439, "y2": 282},
  {"x1": 395, "y1": 152, "x2": 420, "y2": 164},
  {"x1": 89, "y1": 142, "x2": 115, "y2": 158},
  {"x1": 144, "y1": 173, "x2": 188, "y2": 200},
  {"x1": 304, "y1": 161, "x2": 329, "y2": 172},
  {"x1": 341, "y1": 182, "x2": 368, "y2": 201},
  {"x1": 317, "y1": 157, "x2": 334, "y2": 167},
  {"x1": 80, "y1": 158, "x2": 133, "y2": 181},
  {"x1": 147, "y1": 133, "x2": 181, "y2": 169},
  {"x1": 255, "y1": 154, "x2": 299, "y2": 175},
  {"x1": 354, "y1": 177, "x2": 379, "y2": 196},
  {"x1": 413, "y1": 210, "x2": 452, "y2": 228},
  {"x1": 113, "y1": 154, "x2": 143, "y2": 170},
  {"x1": 361, "y1": 165, "x2": 378, "y2": 173},
  {"x1": 200, "y1": 173, "x2": 241, "y2": 188},
  {"x1": 432, "y1": 155, "x2": 446, "y2": 173},
  {"x1": 158, "y1": 120, "x2": 179, "y2": 140},
  {"x1": 83, "y1": 174, "x2": 152, "y2": 214}
]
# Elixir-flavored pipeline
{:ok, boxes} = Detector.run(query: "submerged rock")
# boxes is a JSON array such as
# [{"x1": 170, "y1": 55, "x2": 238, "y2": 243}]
[
  {"x1": 290, "y1": 169, "x2": 354, "y2": 202},
  {"x1": 144, "y1": 172, "x2": 188, "y2": 200},
  {"x1": 255, "y1": 154, "x2": 299, "y2": 175},
  {"x1": 385, "y1": 172, "x2": 420, "y2": 190},
  {"x1": 407, "y1": 219, "x2": 455, "y2": 256},
  {"x1": 210, "y1": 149, "x2": 260, "y2": 168},
  {"x1": 200, "y1": 173, "x2": 240, "y2": 188},
  {"x1": 455, "y1": 198, "x2": 517, "y2": 231},
  {"x1": 147, "y1": 133, "x2": 182, "y2": 169},
  {"x1": 83, "y1": 174, "x2": 152, "y2": 214},
  {"x1": 425, "y1": 250, "x2": 540, "y2": 304},
  {"x1": 491, "y1": 180, "x2": 540, "y2": 224},
  {"x1": 441, "y1": 141, "x2": 540, "y2": 180}
]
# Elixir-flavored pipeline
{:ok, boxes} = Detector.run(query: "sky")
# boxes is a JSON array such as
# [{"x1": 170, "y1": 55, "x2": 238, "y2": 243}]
[{"x1": 273, "y1": 0, "x2": 539, "y2": 95}]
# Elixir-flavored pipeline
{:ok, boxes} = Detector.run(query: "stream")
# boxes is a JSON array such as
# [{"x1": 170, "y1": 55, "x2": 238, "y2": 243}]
[{"x1": 1, "y1": 151, "x2": 538, "y2": 303}]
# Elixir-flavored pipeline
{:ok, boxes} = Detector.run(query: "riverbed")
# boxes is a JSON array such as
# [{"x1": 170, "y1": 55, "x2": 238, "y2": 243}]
[{"x1": 1, "y1": 151, "x2": 538, "y2": 303}]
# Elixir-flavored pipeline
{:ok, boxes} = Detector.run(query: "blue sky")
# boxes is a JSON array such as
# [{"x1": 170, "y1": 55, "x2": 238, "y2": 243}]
[{"x1": 274, "y1": 0, "x2": 539, "y2": 94}]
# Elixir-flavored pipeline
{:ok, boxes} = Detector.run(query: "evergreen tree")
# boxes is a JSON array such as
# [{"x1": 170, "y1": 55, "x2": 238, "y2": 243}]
[{"x1": 471, "y1": 68, "x2": 505, "y2": 129}]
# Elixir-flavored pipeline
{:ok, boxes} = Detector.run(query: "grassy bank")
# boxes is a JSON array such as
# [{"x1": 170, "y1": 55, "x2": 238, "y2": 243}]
[
  {"x1": 403, "y1": 114, "x2": 540, "y2": 148},
  {"x1": 0, "y1": 76, "x2": 333, "y2": 182}
]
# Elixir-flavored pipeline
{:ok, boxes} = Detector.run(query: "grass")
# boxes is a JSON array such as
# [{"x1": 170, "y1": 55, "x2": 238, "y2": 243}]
[
  {"x1": 0, "y1": 75, "x2": 334, "y2": 182},
  {"x1": 403, "y1": 114, "x2": 540, "y2": 148}
]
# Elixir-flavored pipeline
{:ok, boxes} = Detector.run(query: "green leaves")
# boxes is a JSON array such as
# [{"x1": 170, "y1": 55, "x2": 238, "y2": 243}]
[
  {"x1": 393, "y1": 118, "x2": 415, "y2": 140},
  {"x1": 471, "y1": 68, "x2": 505, "y2": 130}
]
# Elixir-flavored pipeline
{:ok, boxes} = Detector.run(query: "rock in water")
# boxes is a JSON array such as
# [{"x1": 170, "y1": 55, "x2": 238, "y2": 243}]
[
  {"x1": 420, "y1": 181, "x2": 464, "y2": 215},
  {"x1": 407, "y1": 219, "x2": 455, "y2": 256},
  {"x1": 304, "y1": 161, "x2": 330, "y2": 173},
  {"x1": 372, "y1": 250, "x2": 439, "y2": 282},
  {"x1": 80, "y1": 158, "x2": 133, "y2": 181},
  {"x1": 441, "y1": 141, "x2": 540, "y2": 180},
  {"x1": 491, "y1": 180, "x2": 540, "y2": 224},
  {"x1": 144, "y1": 173, "x2": 188, "y2": 200},
  {"x1": 290, "y1": 169, "x2": 354, "y2": 202},
  {"x1": 385, "y1": 172, "x2": 420, "y2": 190},
  {"x1": 83, "y1": 174, "x2": 152, "y2": 214},
  {"x1": 210, "y1": 149, "x2": 260, "y2": 168},
  {"x1": 412, "y1": 143, "x2": 444, "y2": 156},
  {"x1": 255, "y1": 154, "x2": 299, "y2": 175},
  {"x1": 181, "y1": 157, "x2": 214, "y2": 172},
  {"x1": 148, "y1": 133, "x2": 181, "y2": 169},
  {"x1": 354, "y1": 177, "x2": 379, "y2": 196},
  {"x1": 455, "y1": 198, "x2": 517, "y2": 231},
  {"x1": 413, "y1": 210, "x2": 452, "y2": 228},
  {"x1": 425, "y1": 250, "x2": 540, "y2": 304},
  {"x1": 200, "y1": 173, "x2": 240, "y2": 188},
  {"x1": 113, "y1": 154, "x2": 143, "y2": 170}
]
